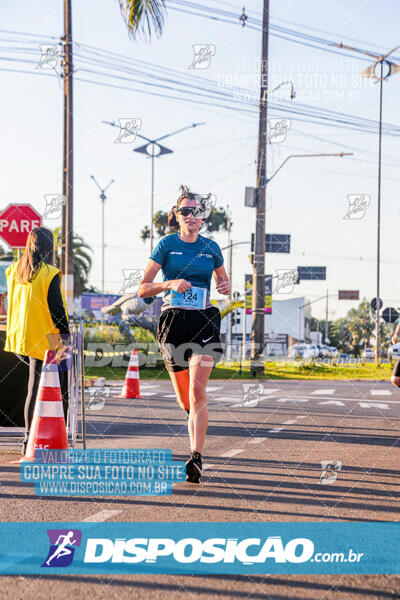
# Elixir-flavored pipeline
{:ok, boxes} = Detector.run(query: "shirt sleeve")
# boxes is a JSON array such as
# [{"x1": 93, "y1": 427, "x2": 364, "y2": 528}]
[
  {"x1": 47, "y1": 274, "x2": 70, "y2": 341},
  {"x1": 214, "y1": 243, "x2": 224, "y2": 269},
  {"x1": 149, "y1": 239, "x2": 166, "y2": 266}
]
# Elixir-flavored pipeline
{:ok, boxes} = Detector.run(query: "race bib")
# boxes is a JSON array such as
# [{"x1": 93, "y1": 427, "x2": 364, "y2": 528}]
[{"x1": 170, "y1": 286, "x2": 207, "y2": 309}]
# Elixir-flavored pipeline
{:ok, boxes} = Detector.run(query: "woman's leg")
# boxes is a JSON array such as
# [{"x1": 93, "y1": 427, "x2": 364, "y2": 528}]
[
  {"x1": 15, "y1": 355, "x2": 43, "y2": 442},
  {"x1": 187, "y1": 354, "x2": 214, "y2": 453},
  {"x1": 168, "y1": 368, "x2": 190, "y2": 411}
]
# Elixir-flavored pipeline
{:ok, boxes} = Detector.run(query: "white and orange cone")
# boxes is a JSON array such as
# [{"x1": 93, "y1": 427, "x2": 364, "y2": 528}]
[
  {"x1": 21, "y1": 350, "x2": 68, "y2": 462},
  {"x1": 118, "y1": 349, "x2": 142, "y2": 399}
]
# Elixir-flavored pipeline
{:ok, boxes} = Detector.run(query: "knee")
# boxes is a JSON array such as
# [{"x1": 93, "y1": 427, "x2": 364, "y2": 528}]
[
  {"x1": 391, "y1": 376, "x2": 400, "y2": 388},
  {"x1": 189, "y1": 381, "x2": 206, "y2": 407}
]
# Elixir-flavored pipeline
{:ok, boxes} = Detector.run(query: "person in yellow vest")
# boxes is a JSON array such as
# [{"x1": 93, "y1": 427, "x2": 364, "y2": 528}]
[{"x1": 4, "y1": 227, "x2": 70, "y2": 455}]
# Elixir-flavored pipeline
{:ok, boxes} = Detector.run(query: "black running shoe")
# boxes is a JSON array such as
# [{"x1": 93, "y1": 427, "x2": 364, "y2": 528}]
[
  {"x1": 186, "y1": 409, "x2": 190, "y2": 420},
  {"x1": 185, "y1": 451, "x2": 202, "y2": 483}
]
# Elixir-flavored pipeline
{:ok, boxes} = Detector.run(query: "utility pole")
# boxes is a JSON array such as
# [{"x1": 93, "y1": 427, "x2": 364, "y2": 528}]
[
  {"x1": 375, "y1": 59, "x2": 383, "y2": 364},
  {"x1": 251, "y1": 0, "x2": 269, "y2": 373},
  {"x1": 61, "y1": 0, "x2": 74, "y2": 313}
]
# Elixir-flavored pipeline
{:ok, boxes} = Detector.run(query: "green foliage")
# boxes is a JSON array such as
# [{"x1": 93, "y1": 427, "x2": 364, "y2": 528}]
[
  {"x1": 53, "y1": 227, "x2": 93, "y2": 297},
  {"x1": 118, "y1": 0, "x2": 167, "y2": 40}
]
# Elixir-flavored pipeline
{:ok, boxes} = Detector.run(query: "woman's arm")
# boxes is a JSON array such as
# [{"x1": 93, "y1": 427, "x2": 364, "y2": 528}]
[
  {"x1": 391, "y1": 322, "x2": 400, "y2": 345},
  {"x1": 138, "y1": 259, "x2": 191, "y2": 297},
  {"x1": 213, "y1": 265, "x2": 231, "y2": 295}
]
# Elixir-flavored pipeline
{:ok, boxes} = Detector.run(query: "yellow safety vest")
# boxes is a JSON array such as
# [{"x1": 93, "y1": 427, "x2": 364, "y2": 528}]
[{"x1": 4, "y1": 261, "x2": 68, "y2": 360}]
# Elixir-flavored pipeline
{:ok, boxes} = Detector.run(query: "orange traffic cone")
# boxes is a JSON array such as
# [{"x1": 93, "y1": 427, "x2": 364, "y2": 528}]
[
  {"x1": 118, "y1": 349, "x2": 142, "y2": 399},
  {"x1": 21, "y1": 350, "x2": 68, "y2": 462}
]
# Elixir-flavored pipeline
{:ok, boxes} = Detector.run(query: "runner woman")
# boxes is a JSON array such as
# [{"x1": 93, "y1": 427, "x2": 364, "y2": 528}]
[
  {"x1": 138, "y1": 185, "x2": 231, "y2": 483},
  {"x1": 390, "y1": 324, "x2": 400, "y2": 387}
]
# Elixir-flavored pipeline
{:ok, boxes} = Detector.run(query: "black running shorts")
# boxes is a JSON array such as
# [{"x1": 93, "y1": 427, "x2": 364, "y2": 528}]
[
  {"x1": 392, "y1": 359, "x2": 400, "y2": 378},
  {"x1": 156, "y1": 306, "x2": 223, "y2": 372}
]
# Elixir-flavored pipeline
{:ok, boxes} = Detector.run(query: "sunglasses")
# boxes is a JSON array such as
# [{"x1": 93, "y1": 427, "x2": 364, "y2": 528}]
[{"x1": 176, "y1": 206, "x2": 203, "y2": 218}]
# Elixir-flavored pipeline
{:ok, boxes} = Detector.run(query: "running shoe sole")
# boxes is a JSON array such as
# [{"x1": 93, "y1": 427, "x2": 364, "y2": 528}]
[{"x1": 185, "y1": 458, "x2": 202, "y2": 484}]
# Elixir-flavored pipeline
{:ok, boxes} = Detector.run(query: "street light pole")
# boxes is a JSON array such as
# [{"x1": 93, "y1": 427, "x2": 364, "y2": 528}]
[
  {"x1": 89, "y1": 175, "x2": 115, "y2": 297},
  {"x1": 102, "y1": 121, "x2": 205, "y2": 253},
  {"x1": 335, "y1": 42, "x2": 400, "y2": 364}
]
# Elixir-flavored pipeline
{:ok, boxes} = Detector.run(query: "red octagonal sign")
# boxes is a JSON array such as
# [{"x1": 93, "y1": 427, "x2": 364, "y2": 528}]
[{"x1": 0, "y1": 204, "x2": 42, "y2": 248}]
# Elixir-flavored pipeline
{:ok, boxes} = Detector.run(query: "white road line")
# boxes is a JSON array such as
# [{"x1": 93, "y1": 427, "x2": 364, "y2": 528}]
[
  {"x1": 296, "y1": 415, "x2": 307, "y2": 419},
  {"x1": 283, "y1": 420, "x2": 296, "y2": 425},
  {"x1": 141, "y1": 392, "x2": 157, "y2": 396},
  {"x1": 142, "y1": 384, "x2": 161, "y2": 389},
  {"x1": 248, "y1": 437, "x2": 267, "y2": 444},
  {"x1": 202, "y1": 463, "x2": 215, "y2": 470},
  {"x1": 276, "y1": 398, "x2": 309, "y2": 403},
  {"x1": 278, "y1": 395, "x2": 400, "y2": 405},
  {"x1": 164, "y1": 393, "x2": 177, "y2": 398},
  {"x1": 207, "y1": 386, "x2": 222, "y2": 392},
  {"x1": 370, "y1": 390, "x2": 392, "y2": 396},
  {"x1": 312, "y1": 389, "x2": 335, "y2": 395},
  {"x1": 263, "y1": 389, "x2": 280, "y2": 395},
  {"x1": 220, "y1": 449, "x2": 243, "y2": 458},
  {"x1": 319, "y1": 400, "x2": 346, "y2": 406},
  {"x1": 82, "y1": 510, "x2": 122, "y2": 522},
  {"x1": 268, "y1": 427, "x2": 284, "y2": 433}
]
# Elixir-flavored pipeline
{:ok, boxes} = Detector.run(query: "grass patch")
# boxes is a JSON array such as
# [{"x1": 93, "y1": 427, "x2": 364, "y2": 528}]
[{"x1": 85, "y1": 360, "x2": 394, "y2": 381}]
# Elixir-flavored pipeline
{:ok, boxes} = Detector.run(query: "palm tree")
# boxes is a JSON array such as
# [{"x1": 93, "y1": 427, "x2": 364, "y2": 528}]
[
  {"x1": 53, "y1": 227, "x2": 93, "y2": 297},
  {"x1": 118, "y1": 0, "x2": 167, "y2": 39}
]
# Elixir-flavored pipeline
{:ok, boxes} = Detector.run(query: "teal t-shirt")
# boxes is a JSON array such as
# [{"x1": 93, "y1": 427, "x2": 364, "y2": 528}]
[{"x1": 150, "y1": 233, "x2": 224, "y2": 309}]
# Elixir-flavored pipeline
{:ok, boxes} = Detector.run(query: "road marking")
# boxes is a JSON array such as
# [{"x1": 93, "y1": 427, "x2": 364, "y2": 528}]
[
  {"x1": 164, "y1": 393, "x2": 177, "y2": 398},
  {"x1": 359, "y1": 402, "x2": 389, "y2": 409},
  {"x1": 248, "y1": 437, "x2": 267, "y2": 444},
  {"x1": 319, "y1": 400, "x2": 346, "y2": 406},
  {"x1": 283, "y1": 420, "x2": 296, "y2": 425},
  {"x1": 142, "y1": 384, "x2": 161, "y2": 389},
  {"x1": 220, "y1": 449, "x2": 243, "y2": 458},
  {"x1": 268, "y1": 427, "x2": 284, "y2": 433},
  {"x1": 263, "y1": 389, "x2": 280, "y2": 395},
  {"x1": 278, "y1": 395, "x2": 400, "y2": 405},
  {"x1": 82, "y1": 510, "x2": 122, "y2": 522},
  {"x1": 276, "y1": 398, "x2": 309, "y2": 403},
  {"x1": 207, "y1": 386, "x2": 222, "y2": 392},
  {"x1": 141, "y1": 392, "x2": 157, "y2": 396},
  {"x1": 202, "y1": 463, "x2": 215, "y2": 470},
  {"x1": 370, "y1": 390, "x2": 392, "y2": 396},
  {"x1": 312, "y1": 389, "x2": 335, "y2": 395},
  {"x1": 296, "y1": 415, "x2": 307, "y2": 419}
]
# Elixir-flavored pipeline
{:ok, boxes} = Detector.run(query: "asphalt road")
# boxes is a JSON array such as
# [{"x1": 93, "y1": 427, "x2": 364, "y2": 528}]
[{"x1": 1, "y1": 379, "x2": 399, "y2": 599}]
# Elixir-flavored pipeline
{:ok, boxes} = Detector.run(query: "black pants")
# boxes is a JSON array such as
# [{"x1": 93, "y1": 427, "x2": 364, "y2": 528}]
[{"x1": 15, "y1": 354, "x2": 69, "y2": 440}]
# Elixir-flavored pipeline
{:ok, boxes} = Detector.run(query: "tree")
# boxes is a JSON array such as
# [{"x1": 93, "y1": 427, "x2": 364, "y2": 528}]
[
  {"x1": 118, "y1": 0, "x2": 167, "y2": 40},
  {"x1": 140, "y1": 207, "x2": 230, "y2": 241},
  {"x1": 53, "y1": 227, "x2": 93, "y2": 297}
]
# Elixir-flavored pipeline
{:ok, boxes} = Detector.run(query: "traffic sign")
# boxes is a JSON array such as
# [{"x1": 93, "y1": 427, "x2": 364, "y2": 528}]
[
  {"x1": 382, "y1": 307, "x2": 398, "y2": 323},
  {"x1": 0, "y1": 204, "x2": 42, "y2": 248},
  {"x1": 338, "y1": 290, "x2": 359, "y2": 300},
  {"x1": 371, "y1": 297, "x2": 383, "y2": 312},
  {"x1": 297, "y1": 266, "x2": 326, "y2": 281},
  {"x1": 251, "y1": 233, "x2": 291, "y2": 253}
]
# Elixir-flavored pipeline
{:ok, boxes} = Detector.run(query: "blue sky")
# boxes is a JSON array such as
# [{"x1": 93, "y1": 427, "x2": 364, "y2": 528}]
[{"x1": 1, "y1": 0, "x2": 399, "y2": 320}]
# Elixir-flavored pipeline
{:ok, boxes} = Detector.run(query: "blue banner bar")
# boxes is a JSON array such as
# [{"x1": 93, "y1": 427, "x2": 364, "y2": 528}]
[{"x1": 0, "y1": 522, "x2": 399, "y2": 574}]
